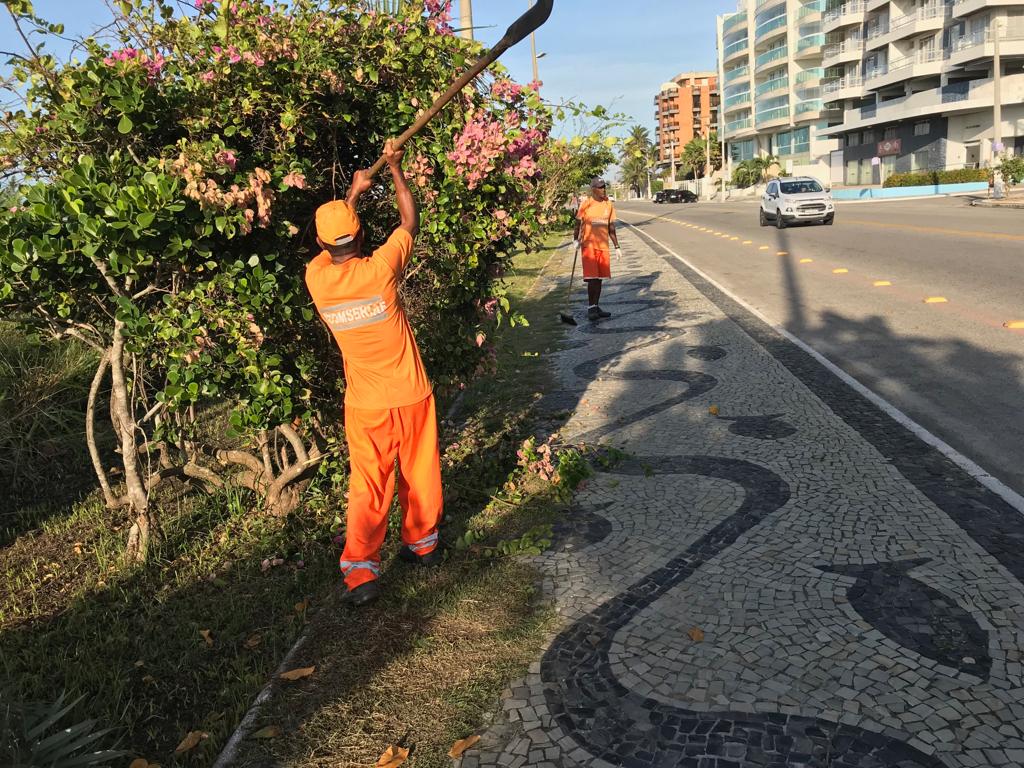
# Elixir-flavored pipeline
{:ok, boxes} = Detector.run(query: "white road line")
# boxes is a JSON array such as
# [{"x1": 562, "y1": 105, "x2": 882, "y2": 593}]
[{"x1": 621, "y1": 218, "x2": 1024, "y2": 518}]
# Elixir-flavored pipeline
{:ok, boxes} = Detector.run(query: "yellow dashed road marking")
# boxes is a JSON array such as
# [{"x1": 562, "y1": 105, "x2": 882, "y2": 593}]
[
  {"x1": 844, "y1": 219, "x2": 1024, "y2": 243},
  {"x1": 742, "y1": 240, "x2": 752, "y2": 245},
  {"x1": 924, "y1": 297, "x2": 948, "y2": 304},
  {"x1": 799, "y1": 258, "x2": 813, "y2": 264},
  {"x1": 833, "y1": 268, "x2": 849, "y2": 274},
  {"x1": 759, "y1": 246, "x2": 770, "y2": 251},
  {"x1": 1005, "y1": 321, "x2": 1024, "y2": 329},
  {"x1": 776, "y1": 251, "x2": 788, "y2": 256},
  {"x1": 873, "y1": 280, "x2": 892, "y2": 287}
]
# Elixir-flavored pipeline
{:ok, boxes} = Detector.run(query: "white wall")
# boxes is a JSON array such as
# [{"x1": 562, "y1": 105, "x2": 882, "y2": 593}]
[{"x1": 946, "y1": 104, "x2": 1024, "y2": 167}]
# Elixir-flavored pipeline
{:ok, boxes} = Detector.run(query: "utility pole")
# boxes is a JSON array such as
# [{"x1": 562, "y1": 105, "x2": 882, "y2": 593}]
[
  {"x1": 993, "y1": 18, "x2": 1003, "y2": 163},
  {"x1": 529, "y1": 0, "x2": 540, "y2": 82},
  {"x1": 704, "y1": 118, "x2": 711, "y2": 200},
  {"x1": 670, "y1": 143, "x2": 677, "y2": 190},
  {"x1": 459, "y1": 0, "x2": 473, "y2": 40}
]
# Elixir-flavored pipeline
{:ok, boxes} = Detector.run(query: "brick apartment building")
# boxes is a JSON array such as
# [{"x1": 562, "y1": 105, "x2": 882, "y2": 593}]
[{"x1": 654, "y1": 72, "x2": 721, "y2": 165}]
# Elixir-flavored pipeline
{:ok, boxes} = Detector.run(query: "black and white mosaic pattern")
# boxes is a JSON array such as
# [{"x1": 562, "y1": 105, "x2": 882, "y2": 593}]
[{"x1": 460, "y1": 234, "x2": 1024, "y2": 768}]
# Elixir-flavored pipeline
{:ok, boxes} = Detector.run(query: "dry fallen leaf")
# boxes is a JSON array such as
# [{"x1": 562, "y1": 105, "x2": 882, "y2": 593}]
[
  {"x1": 449, "y1": 734, "x2": 481, "y2": 758},
  {"x1": 375, "y1": 745, "x2": 410, "y2": 768},
  {"x1": 688, "y1": 628, "x2": 705, "y2": 643},
  {"x1": 128, "y1": 759, "x2": 150, "y2": 768},
  {"x1": 142, "y1": 675, "x2": 156, "y2": 685},
  {"x1": 251, "y1": 725, "x2": 281, "y2": 739},
  {"x1": 244, "y1": 633, "x2": 262, "y2": 650},
  {"x1": 199, "y1": 629, "x2": 213, "y2": 647},
  {"x1": 174, "y1": 731, "x2": 208, "y2": 754},
  {"x1": 294, "y1": 598, "x2": 309, "y2": 614},
  {"x1": 279, "y1": 666, "x2": 315, "y2": 681},
  {"x1": 708, "y1": 405, "x2": 720, "y2": 416}
]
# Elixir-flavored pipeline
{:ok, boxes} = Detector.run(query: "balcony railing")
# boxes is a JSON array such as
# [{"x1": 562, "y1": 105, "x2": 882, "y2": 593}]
[
  {"x1": 726, "y1": 117, "x2": 754, "y2": 133},
  {"x1": 723, "y1": 12, "x2": 748, "y2": 33},
  {"x1": 823, "y1": 39, "x2": 864, "y2": 58},
  {"x1": 796, "y1": 67, "x2": 824, "y2": 83},
  {"x1": 798, "y1": 0, "x2": 825, "y2": 19},
  {"x1": 797, "y1": 33, "x2": 826, "y2": 51},
  {"x1": 724, "y1": 38, "x2": 750, "y2": 58},
  {"x1": 756, "y1": 76, "x2": 789, "y2": 96},
  {"x1": 823, "y1": 1, "x2": 865, "y2": 24},
  {"x1": 725, "y1": 92, "x2": 752, "y2": 108},
  {"x1": 755, "y1": 46, "x2": 788, "y2": 68},
  {"x1": 796, "y1": 99, "x2": 826, "y2": 114},
  {"x1": 756, "y1": 105, "x2": 791, "y2": 123},
  {"x1": 865, "y1": 47, "x2": 945, "y2": 81},
  {"x1": 756, "y1": 13, "x2": 788, "y2": 39},
  {"x1": 823, "y1": 74, "x2": 863, "y2": 92},
  {"x1": 725, "y1": 65, "x2": 750, "y2": 83}
]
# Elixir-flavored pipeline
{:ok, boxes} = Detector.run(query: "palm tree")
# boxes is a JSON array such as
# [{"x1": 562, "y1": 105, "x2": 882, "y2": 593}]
[{"x1": 619, "y1": 125, "x2": 655, "y2": 198}]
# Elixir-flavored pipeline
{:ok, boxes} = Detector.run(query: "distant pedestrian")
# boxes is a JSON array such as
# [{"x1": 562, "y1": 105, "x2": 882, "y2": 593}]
[
  {"x1": 573, "y1": 178, "x2": 622, "y2": 321},
  {"x1": 304, "y1": 140, "x2": 443, "y2": 607}
]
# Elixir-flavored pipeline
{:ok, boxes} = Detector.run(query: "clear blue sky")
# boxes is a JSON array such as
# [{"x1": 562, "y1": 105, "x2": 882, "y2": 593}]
[{"x1": 1, "y1": 0, "x2": 737, "y2": 136}]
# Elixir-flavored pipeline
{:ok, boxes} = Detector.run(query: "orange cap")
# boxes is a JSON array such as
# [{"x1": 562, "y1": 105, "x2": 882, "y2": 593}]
[{"x1": 315, "y1": 200, "x2": 361, "y2": 247}]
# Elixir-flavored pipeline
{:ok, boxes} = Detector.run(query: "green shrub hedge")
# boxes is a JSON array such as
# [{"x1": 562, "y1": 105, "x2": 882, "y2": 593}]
[{"x1": 883, "y1": 168, "x2": 989, "y2": 188}]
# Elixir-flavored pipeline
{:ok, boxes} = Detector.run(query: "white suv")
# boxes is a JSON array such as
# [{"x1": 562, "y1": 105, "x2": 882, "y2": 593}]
[{"x1": 760, "y1": 177, "x2": 835, "y2": 228}]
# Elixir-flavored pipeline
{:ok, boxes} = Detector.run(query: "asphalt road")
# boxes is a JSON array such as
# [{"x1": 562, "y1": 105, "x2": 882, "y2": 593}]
[{"x1": 616, "y1": 196, "x2": 1024, "y2": 500}]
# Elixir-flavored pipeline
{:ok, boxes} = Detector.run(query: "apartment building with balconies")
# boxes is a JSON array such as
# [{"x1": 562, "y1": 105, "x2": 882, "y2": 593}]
[
  {"x1": 820, "y1": 0, "x2": 1024, "y2": 185},
  {"x1": 717, "y1": 0, "x2": 842, "y2": 181},
  {"x1": 654, "y1": 72, "x2": 721, "y2": 165}
]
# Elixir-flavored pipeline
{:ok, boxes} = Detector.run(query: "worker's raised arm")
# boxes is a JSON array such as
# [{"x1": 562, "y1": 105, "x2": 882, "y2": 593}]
[{"x1": 383, "y1": 140, "x2": 418, "y2": 238}]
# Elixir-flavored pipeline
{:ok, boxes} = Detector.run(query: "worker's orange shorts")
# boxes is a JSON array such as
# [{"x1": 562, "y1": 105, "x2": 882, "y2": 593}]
[
  {"x1": 340, "y1": 394, "x2": 443, "y2": 590},
  {"x1": 582, "y1": 246, "x2": 611, "y2": 280}
]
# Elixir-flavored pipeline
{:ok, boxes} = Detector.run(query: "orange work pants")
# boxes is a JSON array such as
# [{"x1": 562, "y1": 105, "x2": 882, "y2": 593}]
[{"x1": 340, "y1": 394, "x2": 443, "y2": 590}]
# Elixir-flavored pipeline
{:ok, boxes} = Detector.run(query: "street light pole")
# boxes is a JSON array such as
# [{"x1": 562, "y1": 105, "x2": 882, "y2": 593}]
[{"x1": 459, "y1": 0, "x2": 473, "y2": 41}]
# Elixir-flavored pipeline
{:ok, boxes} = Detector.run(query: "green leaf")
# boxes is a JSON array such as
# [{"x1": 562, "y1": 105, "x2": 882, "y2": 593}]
[
  {"x1": 137, "y1": 212, "x2": 155, "y2": 228},
  {"x1": 117, "y1": 114, "x2": 133, "y2": 134},
  {"x1": 247, "y1": 255, "x2": 260, "y2": 267}
]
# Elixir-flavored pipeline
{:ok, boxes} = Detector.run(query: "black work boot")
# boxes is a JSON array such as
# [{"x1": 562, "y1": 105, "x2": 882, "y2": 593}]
[
  {"x1": 398, "y1": 544, "x2": 443, "y2": 567},
  {"x1": 340, "y1": 579, "x2": 380, "y2": 607}
]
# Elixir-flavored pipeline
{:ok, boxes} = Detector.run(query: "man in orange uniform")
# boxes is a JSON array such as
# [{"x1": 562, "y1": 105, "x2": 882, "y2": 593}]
[
  {"x1": 305, "y1": 140, "x2": 442, "y2": 607},
  {"x1": 573, "y1": 178, "x2": 622, "y2": 321}
]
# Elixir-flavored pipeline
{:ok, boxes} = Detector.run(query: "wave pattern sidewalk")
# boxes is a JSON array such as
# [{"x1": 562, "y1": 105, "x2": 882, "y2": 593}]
[{"x1": 463, "y1": 229, "x2": 1024, "y2": 768}]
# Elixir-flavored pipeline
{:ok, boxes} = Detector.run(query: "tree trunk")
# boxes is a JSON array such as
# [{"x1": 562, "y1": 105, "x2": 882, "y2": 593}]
[
  {"x1": 86, "y1": 348, "x2": 125, "y2": 510},
  {"x1": 109, "y1": 320, "x2": 159, "y2": 562}
]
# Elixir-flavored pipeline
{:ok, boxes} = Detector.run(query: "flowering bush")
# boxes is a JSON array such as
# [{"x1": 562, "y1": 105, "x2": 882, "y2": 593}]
[{"x1": 0, "y1": 0, "x2": 612, "y2": 556}]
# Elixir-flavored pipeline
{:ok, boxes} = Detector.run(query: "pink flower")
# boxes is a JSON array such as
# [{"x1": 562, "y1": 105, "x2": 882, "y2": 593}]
[
  {"x1": 215, "y1": 150, "x2": 238, "y2": 170},
  {"x1": 494, "y1": 209, "x2": 508, "y2": 220},
  {"x1": 195, "y1": 0, "x2": 213, "y2": 8},
  {"x1": 282, "y1": 171, "x2": 306, "y2": 189},
  {"x1": 200, "y1": 70, "x2": 215, "y2": 82},
  {"x1": 475, "y1": 332, "x2": 486, "y2": 347}
]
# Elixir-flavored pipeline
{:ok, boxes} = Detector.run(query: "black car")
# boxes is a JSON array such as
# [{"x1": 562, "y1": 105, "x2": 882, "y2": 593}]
[
  {"x1": 653, "y1": 191, "x2": 667, "y2": 203},
  {"x1": 664, "y1": 189, "x2": 698, "y2": 204}
]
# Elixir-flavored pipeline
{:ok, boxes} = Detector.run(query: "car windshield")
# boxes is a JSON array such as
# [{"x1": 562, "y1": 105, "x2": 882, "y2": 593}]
[{"x1": 780, "y1": 180, "x2": 823, "y2": 195}]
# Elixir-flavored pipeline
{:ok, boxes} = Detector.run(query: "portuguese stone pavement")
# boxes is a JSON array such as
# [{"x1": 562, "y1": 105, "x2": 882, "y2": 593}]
[{"x1": 460, "y1": 228, "x2": 1024, "y2": 768}]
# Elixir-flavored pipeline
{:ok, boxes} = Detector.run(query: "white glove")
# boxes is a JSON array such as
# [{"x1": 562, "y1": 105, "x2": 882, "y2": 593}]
[
  {"x1": 615, "y1": 247, "x2": 623, "y2": 260},
  {"x1": 572, "y1": 239, "x2": 580, "y2": 251}
]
